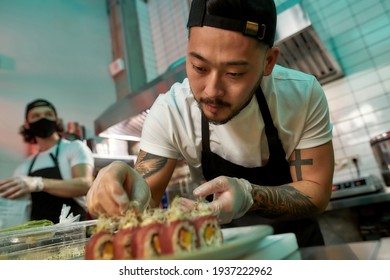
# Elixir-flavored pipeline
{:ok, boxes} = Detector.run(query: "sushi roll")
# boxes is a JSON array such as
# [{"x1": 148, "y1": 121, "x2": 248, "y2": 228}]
[
  {"x1": 159, "y1": 218, "x2": 198, "y2": 255},
  {"x1": 192, "y1": 215, "x2": 223, "y2": 248},
  {"x1": 113, "y1": 207, "x2": 141, "y2": 260},
  {"x1": 190, "y1": 199, "x2": 223, "y2": 248},
  {"x1": 131, "y1": 222, "x2": 162, "y2": 259},
  {"x1": 113, "y1": 226, "x2": 140, "y2": 260},
  {"x1": 130, "y1": 208, "x2": 165, "y2": 259},
  {"x1": 85, "y1": 231, "x2": 114, "y2": 260}
]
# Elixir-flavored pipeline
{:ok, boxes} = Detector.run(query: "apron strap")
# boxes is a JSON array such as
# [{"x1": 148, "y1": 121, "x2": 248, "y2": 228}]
[
  {"x1": 28, "y1": 138, "x2": 62, "y2": 175},
  {"x1": 201, "y1": 113, "x2": 211, "y2": 152},
  {"x1": 49, "y1": 138, "x2": 61, "y2": 166},
  {"x1": 255, "y1": 86, "x2": 286, "y2": 157}
]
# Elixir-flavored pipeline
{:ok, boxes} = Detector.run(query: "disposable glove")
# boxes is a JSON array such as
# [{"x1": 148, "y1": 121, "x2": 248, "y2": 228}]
[
  {"x1": 20, "y1": 176, "x2": 45, "y2": 192},
  {"x1": 192, "y1": 176, "x2": 253, "y2": 224},
  {"x1": 0, "y1": 176, "x2": 44, "y2": 199},
  {"x1": 86, "y1": 161, "x2": 151, "y2": 216}
]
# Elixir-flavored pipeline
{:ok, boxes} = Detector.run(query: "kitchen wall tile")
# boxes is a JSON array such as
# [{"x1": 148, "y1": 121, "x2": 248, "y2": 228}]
[
  {"x1": 336, "y1": 37, "x2": 365, "y2": 57},
  {"x1": 323, "y1": 79, "x2": 351, "y2": 101},
  {"x1": 351, "y1": 0, "x2": 380, "y2": 15},
  {"x1": 374, "y1": 51, "x2": 390, "y2": 67},
  {"x1": 364, "y1": 27, "x2": 390, "y2": 48},
  {"x1": 384, "y1": 0, "x2": 390, "y2": 11},
  {"x1": 331, "y1": 28, "x2": 361, "y2": 46},
  {"x1": 328, "y1": 93, "x2": 355, "y2": 112},
  {"x1": 367, "y1": 122, "x2": 390, "y2": 138},
  {"x1": 355, "y1": 5, "x2": 384, "y2": 26},
  {"x1": 377, "y1": 64, "x2": 390, "y2": 80},
  {"x1": 353, "y1": 83, "x2": 386, "y2": 103},
  {"x1": 360, "y1": 15, "x2": 390, "y2": 36},
  {"x1": 344, "y1": 142, "x2": 372, "y2": 157},
  {"x1": 342, "y1": 49, "x2": 371, "y2": 70},
  {"x1": 362, "y1": 108, "x2": 390, "y2": 126},
  {"x1": 334, "y1": 116, "x2": 365, "y2": 135},
  {"x1": 333, "y1": 146, "x2": 343, "y2": 158},
  {"x1": 358, "y1": 95, "x2": 390, "y2": 114},
  {"x1": 347, "y1": 70, "x2": 381, "y2": 91},
  {"x1": 338, "y1": 127, "x2": 370, "y2": 146},
  {"x1": 332, "y1": 136, "x2": 342, "y2": 150},
  {"x1": 325, "y1": 8, "x2": 353, "y2": 27},
  {"x1": 344, "y1": 60, "x2": 376, "y2": 75},
  {"x1": 331, "y1": 105, "x2": 361, "y2": 123},
  {"x1": 319, "y1": 1, "x2": 349, "y2": 19},
  {"x1": 382, "y1": 79, "x2": 390, "y2": 92}
]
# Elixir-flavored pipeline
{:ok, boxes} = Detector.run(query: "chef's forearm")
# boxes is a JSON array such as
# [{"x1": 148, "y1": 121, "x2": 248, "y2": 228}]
[
  {"x1": 41, "y1": 177, "x2": 92, "y2": 197},
  {"x1": 249, "y1": 183, "x2": 321, "y2": 219}
]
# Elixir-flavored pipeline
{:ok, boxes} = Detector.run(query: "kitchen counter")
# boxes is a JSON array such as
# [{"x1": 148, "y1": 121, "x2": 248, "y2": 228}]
[
  {"x1": 326, "y1": 187, "x2": 390, "y2": 211},
  {"x1": 300, "y1": 237, "x2": 390, "y2": 260}
]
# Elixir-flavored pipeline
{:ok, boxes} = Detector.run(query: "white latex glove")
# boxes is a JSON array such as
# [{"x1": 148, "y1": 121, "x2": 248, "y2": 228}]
[
  {"x1": 86, "y1": 161, "x2": 151, "y2": 216},
  {"x1": 192, "y1": 176, "x2": 253, "y2": 224},
  {"x1": 0, "y1": 176, "x2": 44, "y2": 199}
]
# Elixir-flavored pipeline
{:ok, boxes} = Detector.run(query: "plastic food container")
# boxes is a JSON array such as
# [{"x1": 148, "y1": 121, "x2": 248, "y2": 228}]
[{"x1": 0, "y1": 220, "x2": 96, "y2": 260}]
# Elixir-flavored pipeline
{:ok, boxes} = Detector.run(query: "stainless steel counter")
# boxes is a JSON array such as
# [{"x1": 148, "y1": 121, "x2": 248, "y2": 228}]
[{"x1": 326, "y1": 187, "x2": 390, "y2": 211}]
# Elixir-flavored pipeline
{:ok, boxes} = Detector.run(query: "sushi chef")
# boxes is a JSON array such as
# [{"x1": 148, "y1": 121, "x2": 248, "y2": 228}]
[{"x1": 86, "y1": 0, "x2": 334, "y2": 247}]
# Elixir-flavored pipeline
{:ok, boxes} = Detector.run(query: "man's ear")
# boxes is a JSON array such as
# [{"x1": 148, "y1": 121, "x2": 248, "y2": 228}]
[
  {"x1": 263, "y1": 47, "x2": 279, "y2": 76},
  {"x1": 23, "y1": 121, "x2": 30, "y2": 130}
]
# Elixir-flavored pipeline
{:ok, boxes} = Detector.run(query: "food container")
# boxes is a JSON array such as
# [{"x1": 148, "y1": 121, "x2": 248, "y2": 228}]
[
  {"x1": 0, "y1": 220, "x2": 96, "y2": 260},
  {"x1": 370, "y1": 131, "x2": 390, "y2": 186}
]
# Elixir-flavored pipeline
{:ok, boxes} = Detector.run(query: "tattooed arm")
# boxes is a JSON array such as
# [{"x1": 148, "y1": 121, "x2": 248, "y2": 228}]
[
  {"x1": 135, "y1": 150, "x2": 177, "y2": 207},
  {"x1": 250, "y1": 140, "x2": 334, "y2": 220},
  {"x1": 86, "y1": 151, "x2": 176, "y2": 216}
]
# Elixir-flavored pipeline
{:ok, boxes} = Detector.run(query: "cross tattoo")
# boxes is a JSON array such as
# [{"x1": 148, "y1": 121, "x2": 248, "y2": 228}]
[{"x1": 289, "y1": 150, "x2": 313, "y2": 181}]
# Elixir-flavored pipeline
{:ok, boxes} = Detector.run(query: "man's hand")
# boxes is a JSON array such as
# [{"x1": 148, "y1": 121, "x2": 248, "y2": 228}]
[
  {"x1": 189, "y1": 176, "x2": 253, "y2": 224},
  {"x1": 86, "y1": 161, "x2": 151, "y2": 217},
  {"x1": 0, "y1": 176, "x2": 44, "y2": 199}
]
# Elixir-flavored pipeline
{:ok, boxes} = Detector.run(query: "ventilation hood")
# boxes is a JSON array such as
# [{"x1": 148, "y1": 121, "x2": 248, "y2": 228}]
[
  {"x1": 275, "y1": 4, "x2": 344, "y2": 84},
  {"x1": 95, "y1": 3, "x2": 343, "y2": 140},
  {"x1": 95, "y1": 59, "x2": 186, "y2": 140}
]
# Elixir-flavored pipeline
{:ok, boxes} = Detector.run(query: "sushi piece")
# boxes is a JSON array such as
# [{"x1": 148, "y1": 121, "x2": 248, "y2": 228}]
[
  {"x1": 130, "y1": 208, "x2": 165, "y2": 259},
  {"x1": 159, "y1": 219, "x2": 198, "y2": 255},
  {"x1": 85, "y1": 231, "x2": 114, "y2": 260},
  {"x1": 192, "y1": 215, "x2": 223, "y2": 248},
  {"x1": 113, "y1": 226, "x2": 140, "y2": 260},
  {"x1": 189, "y1": 199, "x2": 223, "y2": 248},
  {"x1": 131, "y1": 222, "x2": 162, "y2": 259},
  {"x1": 113, "y1": 206, "x2": 141, "y2": 260}
]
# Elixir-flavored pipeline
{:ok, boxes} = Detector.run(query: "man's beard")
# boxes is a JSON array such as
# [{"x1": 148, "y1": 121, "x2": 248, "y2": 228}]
[{"x1": 193, "y1": 84, "x2": 260, "y2": 125}]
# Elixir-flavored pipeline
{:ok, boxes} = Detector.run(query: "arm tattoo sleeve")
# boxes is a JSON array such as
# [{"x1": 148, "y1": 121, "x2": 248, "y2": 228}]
[
  {"x1": 135, "y1": 151, "x2": 168, "y2": 178},
  {"x1": 251, "y1": 185, "x2": 317, "y2": 219}
]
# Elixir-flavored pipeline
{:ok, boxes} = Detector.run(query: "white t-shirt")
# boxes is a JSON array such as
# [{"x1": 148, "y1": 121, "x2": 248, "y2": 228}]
[
  {"x1": 14, "y1": 139, "x2": 94, "y2": 180},
  {"x1": 140, "y1": 65, "x2": 333, "y2": 182},
  {"x1": 16, "y1": 139, "x2": 93, "y2": 213}
]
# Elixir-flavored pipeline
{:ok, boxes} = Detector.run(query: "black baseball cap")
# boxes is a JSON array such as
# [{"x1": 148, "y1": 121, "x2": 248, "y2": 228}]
[
  {"x1": 187, "y1": 0, "x2": 277, "y2": 47},
  {"x1": 25, "y1": 99, "x2": 57, "y2": 120}
]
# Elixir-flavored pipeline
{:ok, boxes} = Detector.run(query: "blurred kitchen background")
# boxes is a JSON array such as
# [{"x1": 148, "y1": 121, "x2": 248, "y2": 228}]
[{"x1": 1, "y1": 0, "x2": 390, "y2": 243}]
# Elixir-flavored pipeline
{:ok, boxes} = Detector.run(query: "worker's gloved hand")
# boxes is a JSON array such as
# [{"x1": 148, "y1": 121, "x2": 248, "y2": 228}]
[
  {"x1": 0, "y1": 176, "x2": 44, "y2": 199},
  {"x1": 20, "y1": 176, "x2": 44, "y2": 192},
  {"x1": 192, "y1": 176, "x2": 253, "y2": 224},
  {"x1": 86, "y1": 161, "x2": 151, "y2": 217}
]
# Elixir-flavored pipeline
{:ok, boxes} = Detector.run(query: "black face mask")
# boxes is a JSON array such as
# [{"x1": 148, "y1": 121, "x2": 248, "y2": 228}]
[{"x1": 28, "y1": 118, "x2": 57, "y2": 138}]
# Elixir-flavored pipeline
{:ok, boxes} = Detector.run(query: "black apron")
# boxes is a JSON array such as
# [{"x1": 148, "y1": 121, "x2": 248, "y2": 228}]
[
  {"x1": 28, "y1": 139, "x2": 87, "y2": 223},
  {"x1": 201, "y1": 87, "x2": 324, "y2": 247}
]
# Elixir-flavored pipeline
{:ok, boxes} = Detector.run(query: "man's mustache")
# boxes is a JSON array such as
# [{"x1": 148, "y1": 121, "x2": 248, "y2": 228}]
[{"x1": 199, "y1": 98, "x2": 230, "y2": 107}]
